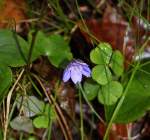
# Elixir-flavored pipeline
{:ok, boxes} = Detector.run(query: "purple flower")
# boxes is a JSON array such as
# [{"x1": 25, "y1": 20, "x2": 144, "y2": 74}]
[{"x1": 63, "y1": 60, "x2": 91, "y2": 84}]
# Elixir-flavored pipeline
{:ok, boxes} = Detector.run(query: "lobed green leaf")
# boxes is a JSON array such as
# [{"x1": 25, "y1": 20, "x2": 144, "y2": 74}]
[{"x1": 92, "y1": 65, "x2": 112, "y2": 85}]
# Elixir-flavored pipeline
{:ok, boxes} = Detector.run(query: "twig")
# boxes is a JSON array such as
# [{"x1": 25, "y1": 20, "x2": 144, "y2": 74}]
[
  {"x1": 3, "y1": 69, "x2": 24, "y2": 140},
  {"x1": 79, "y1": 88, "x2": 84, "y2": 140},
  {"x1": 78, "y1": 83, "x2": 105, "y2": 124},
  {"x1": 32, "y1": 74, "x2": 73, "y2": 140}
]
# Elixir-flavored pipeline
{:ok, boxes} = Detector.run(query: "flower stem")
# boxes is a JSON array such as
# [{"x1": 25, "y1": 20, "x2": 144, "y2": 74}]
[
  {"x1": 78, "y1": 83, "x2": 105, "y2": 124},
  {"x1": 103, "y1": 58, "x2": 139, "y2": 140},
  {"x1": 103, "y1": 37, "x2": 150, "y2": 140},
  {"x1": 47, "y1": 119, "x2": 52, "y2": 140},
  {"x1": 79, "y1": 86, "x2": 84, "y2": 140}
]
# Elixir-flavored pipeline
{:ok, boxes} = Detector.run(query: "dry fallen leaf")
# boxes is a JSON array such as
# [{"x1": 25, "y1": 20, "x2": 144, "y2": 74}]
[
  {"x1": 71, "y1": 5, "x2": 136, "y2": 68},
  {"x1": 0, "y1": 0, "x2": 27, "y2": 29},
  {"x1": 98, "y1": 123, "x2": 131, "y2": 140}
]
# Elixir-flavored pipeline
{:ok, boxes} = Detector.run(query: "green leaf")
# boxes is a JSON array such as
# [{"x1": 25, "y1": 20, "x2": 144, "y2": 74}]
[
  {"x1": 98, "y1": 81, "x2": 123, "y2": 105},
  {"x1": 0, "y1": 29, "x2": 72, "y2": 68},
  {"x1": 92, "y1": 65, "x2": 112, "y2": 85},
  {"x1": 0, "y1": 129, "x2": 3, "y2": 140},
  {"x1": 0, "y1": 65, "x2": 12, "y2": 104},
  {"x1": 84, "y1": 80, "x2": 100, "y2": 100},
  {"x1": 45, "y1": 104, "x2": 56, "y2": 120},
  {"x1": 0, "y1": 29, "x2": 28, "y2": 67},
  {"x1": 110, "y1": 50, "x2": 124, "y2": 76},
  {"x1": 34, "y1": 31, "x2": 72, "y2": 67},
  {"x1": 106, "y1": 63, "x2": 150, "y2": 123},
  {"x1": 28, "y1": 136, "x2": 37, "y2": 140},
  {"x1": 17, "y1": 96, "x2": 45, "y2": 117},
  {"x1": 90, "y1": 43, "x2": 112, "y2": 65},
  {"x1": 0, "y1": 29, "x2": 40, "y2": 67},
  {"x1": 33, "y1": 115, "x2": 49, "y2": 128},
  {"x1": 10, "y1": 116, "x2": 34, "y2": 133}
]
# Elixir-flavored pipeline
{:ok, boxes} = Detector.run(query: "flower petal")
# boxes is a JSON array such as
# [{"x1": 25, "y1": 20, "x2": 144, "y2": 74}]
[
  {"x1": 70, "y1": 66, "x2": 82, "y2": 84},
  {"x1": 63, "y1": 68, "x2": 71, "y2": 82},
  {"x1": 82, "y1": 65, "x2": 91, "y2": 77},
  {"x1": 76, "y1": 60, "x2": 88, "y2": 66}
]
